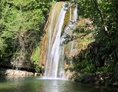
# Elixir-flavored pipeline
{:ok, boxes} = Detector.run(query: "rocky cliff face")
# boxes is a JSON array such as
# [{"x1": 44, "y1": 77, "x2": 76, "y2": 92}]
[
  {"x1": 64, "y1": 18, "x2": 95, "y2": 78},
  {"x1": 39, "y1": 1, "x2": 95, "y2": 78},
  {"x1": 0, "y1": 69, "x2": 34, "y2": 77},
  {"x1": 39, "y1": 2, "x2": 65, "y2": 66}
]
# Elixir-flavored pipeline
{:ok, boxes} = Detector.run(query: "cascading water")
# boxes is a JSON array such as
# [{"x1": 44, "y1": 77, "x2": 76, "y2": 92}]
[
  {"x1": 44, "y1": 3, "x2": 67, "y2": 78},
  {"x1": 69, "y1": 4, "x2": 78, "y2": 59},
  {"x1": 43, "y1": 2, "x2": 78, "y2": 79},
  {"x1": 60, "y1": 4, "x2": 78, "y2": 79}
]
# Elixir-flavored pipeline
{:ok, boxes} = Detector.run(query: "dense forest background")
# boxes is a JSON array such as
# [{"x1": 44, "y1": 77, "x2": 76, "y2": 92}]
[
  {"x1": 0, "y1": 0, "x2": 118, "y2": 84},
  {"x1": 0, "y1": 0, "x2": 52, "y2": 70}
]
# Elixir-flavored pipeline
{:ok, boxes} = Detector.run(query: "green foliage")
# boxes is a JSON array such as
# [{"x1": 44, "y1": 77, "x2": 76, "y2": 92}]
[
  {"x1": 30, "y1": 46, "x2": 40, "y2": 65},
  {"x1": 72, "y1": 0, "x2": 118, "y2": 78},
  {"x1": 0, "y1": 0, "x2": 117, "y2": 78},
  {"x1": 30, "y1": 46, "x2": 40, "y2": 72},
  {"x1": 0, "y1": 0, "x2": 52, "y2": 68},
  {"x1": 81, "y1": 64, "x2": 95, "y2": 74},
  {"x1": 0, "y1": 38, "x2": 7, "y2": 54},
  {"x1": 96, "y1": 60, "x2": 116, "y2": 73}
]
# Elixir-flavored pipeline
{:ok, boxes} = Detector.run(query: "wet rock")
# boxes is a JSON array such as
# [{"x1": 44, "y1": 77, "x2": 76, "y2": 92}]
[
  {"x1": 112, "y1": 82, "x2": 118, "y2": 87},
  {"x1": 34, "y1": 73, "x2": 40, "y2": 76},
  {"x1": 74, "y1": 72, "x2": 115, "y2": 86},
  {"x1": 1, "y1": 69, "x2": 34, "y2": 77},
  {"x1": 81, "y1": 73, "x2": 95, "y2": 83}
]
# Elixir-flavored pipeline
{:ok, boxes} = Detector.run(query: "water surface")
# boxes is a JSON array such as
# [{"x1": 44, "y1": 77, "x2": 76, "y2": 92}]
[{"x1": 0, "y1": 76, "x2": 117, "y2": 92}]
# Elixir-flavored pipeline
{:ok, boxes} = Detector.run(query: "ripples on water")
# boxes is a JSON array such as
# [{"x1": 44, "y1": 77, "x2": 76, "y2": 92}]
[{"x1": 0, "y1": 76, "x2": 117, "y2": 92}]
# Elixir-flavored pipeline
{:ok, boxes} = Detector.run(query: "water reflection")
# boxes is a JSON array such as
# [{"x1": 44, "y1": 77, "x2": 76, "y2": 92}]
[
  {"x1": 41, "y1": 80, "x2": 59, "y2": 92},
  {"x1": 0, "y1": 77, "x2": 117, "y2": 92}
]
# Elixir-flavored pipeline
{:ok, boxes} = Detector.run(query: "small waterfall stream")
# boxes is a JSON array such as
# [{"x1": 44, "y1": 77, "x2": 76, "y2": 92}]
[
  {"x1": 44, "y1": 3, "x2": 67, "y2": 78},
  {"x1": 43, "y1": 2, "x2": 78, "y2": 79}
]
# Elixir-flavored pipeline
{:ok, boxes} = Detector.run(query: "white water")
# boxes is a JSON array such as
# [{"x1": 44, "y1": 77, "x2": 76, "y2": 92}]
[
  {"x1": 46, "y1": 3, "x2": 57, "y2": 71},
  {"x1": 69, "y1": 4, "x2": 78, "y2": 58},
  {"x1": 61, "y1": 4, "x2": 78, "y2": 79},
  {"x1": 44, "y1": 3, "x2": 78, "y2": 79},
  {"x1": 61, "y1": 4, "x2": 78, "y2": 45},
  {"x1": 44, "y1": 3, "x2": 67, "y2": 78}
]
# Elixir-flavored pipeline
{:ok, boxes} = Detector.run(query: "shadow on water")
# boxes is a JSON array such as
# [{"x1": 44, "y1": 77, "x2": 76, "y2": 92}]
[{"x1": 0, "y1": 76, "x2": 117, "y2": 92}]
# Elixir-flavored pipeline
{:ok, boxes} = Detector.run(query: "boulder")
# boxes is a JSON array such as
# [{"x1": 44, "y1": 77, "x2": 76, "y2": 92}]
[{"x1": 3, "y1": 69, "x2": 34, "y2": 77}]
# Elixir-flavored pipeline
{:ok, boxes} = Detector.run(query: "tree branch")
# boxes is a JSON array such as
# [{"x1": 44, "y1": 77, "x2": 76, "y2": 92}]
[{"x1": 92, "y1": 0, "x2": 108, "y2": 33}]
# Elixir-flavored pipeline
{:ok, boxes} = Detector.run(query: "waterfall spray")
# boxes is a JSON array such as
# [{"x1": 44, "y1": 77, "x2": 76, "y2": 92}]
[{"x1": 43, "y1": 2, "x2": 78, "y2": 79}]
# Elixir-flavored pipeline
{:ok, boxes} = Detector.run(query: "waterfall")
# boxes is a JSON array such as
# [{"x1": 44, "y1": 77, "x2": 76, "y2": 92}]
[
  {"x1": 69, "y1": 4, "x2": 78, "y2": 58},
  {"x1": 61, "y1": 4, "x2": 78, "y2": 46},
  {"x1": 44, "y1": 3, "x2": 67, "y2": 78},
  {"x1": 43, "y1": 2, "x2": 78, "y2": 79}
]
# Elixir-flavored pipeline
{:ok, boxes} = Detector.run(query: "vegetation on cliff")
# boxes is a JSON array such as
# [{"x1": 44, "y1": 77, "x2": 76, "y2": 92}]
[
  {"x1": 69, "y1": 0, "x2": 118, "y2": 85},
  {"x1": 0, "y1": 0, "x2": 118, "y2": 86},
  {"x1": 0, "y1": 0, "x2": 52, "y2": 71}
]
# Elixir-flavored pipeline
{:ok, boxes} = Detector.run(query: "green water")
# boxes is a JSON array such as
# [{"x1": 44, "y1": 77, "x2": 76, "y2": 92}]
[{"x1": 0, "y1": 76, "x2": 117, "y2": 92}]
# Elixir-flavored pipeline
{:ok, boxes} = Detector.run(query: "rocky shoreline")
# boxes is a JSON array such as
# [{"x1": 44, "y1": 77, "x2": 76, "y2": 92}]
[
  {"x1": 0, "y1": 69, "x2": 118, "y2": 88},
  {"x1": 0, "y1": 69, "x2": 40, "y2": 77},
  {"x1": 70, "y1": 72, "x2": 118, "y2": 87}
]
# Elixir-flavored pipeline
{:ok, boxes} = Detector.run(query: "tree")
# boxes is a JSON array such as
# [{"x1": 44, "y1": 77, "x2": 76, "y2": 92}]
[
  {"x1": 0, "y1": 0, "x2": 51, "y2": 69},
  {"x1": 73, "y1": 0, "x2": 118, "y2": 74}
]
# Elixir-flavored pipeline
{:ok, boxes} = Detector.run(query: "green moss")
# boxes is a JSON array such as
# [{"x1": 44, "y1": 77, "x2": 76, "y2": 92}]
[
  {"x1": 62, "y1": 3, "x2": 76, "y2": 33},
  {"x1": 30, "y1": 46, "x2": 40, "y2": 72},
  {"x1": 81, "y1": 38, "x2": 95, "y2": 43}
]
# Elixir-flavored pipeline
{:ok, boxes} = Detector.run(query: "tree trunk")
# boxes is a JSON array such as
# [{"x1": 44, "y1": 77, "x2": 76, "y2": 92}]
[{"x1": 92, "y1": 0, "x2": 108, "y2": 33}]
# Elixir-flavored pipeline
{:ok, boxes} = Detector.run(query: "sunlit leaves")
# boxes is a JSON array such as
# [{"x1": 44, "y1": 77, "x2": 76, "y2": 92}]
[
  {"x1": 0, "y1": 0, "x2": 51, "y2": 62},
  {"x1": 7, "y1": 0, "x2": 30, "y2": 7},
  {"x1": 72, "y1": 0, "x2": 118, "y2": 74},
  {"x1": 0, "y1": 38, "x2": 7, "y2": 53}
]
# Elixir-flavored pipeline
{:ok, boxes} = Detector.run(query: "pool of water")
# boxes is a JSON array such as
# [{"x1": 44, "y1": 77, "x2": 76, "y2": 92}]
[{"x1": 0, "y1": 76, "x2": 117, "y2": 92}]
